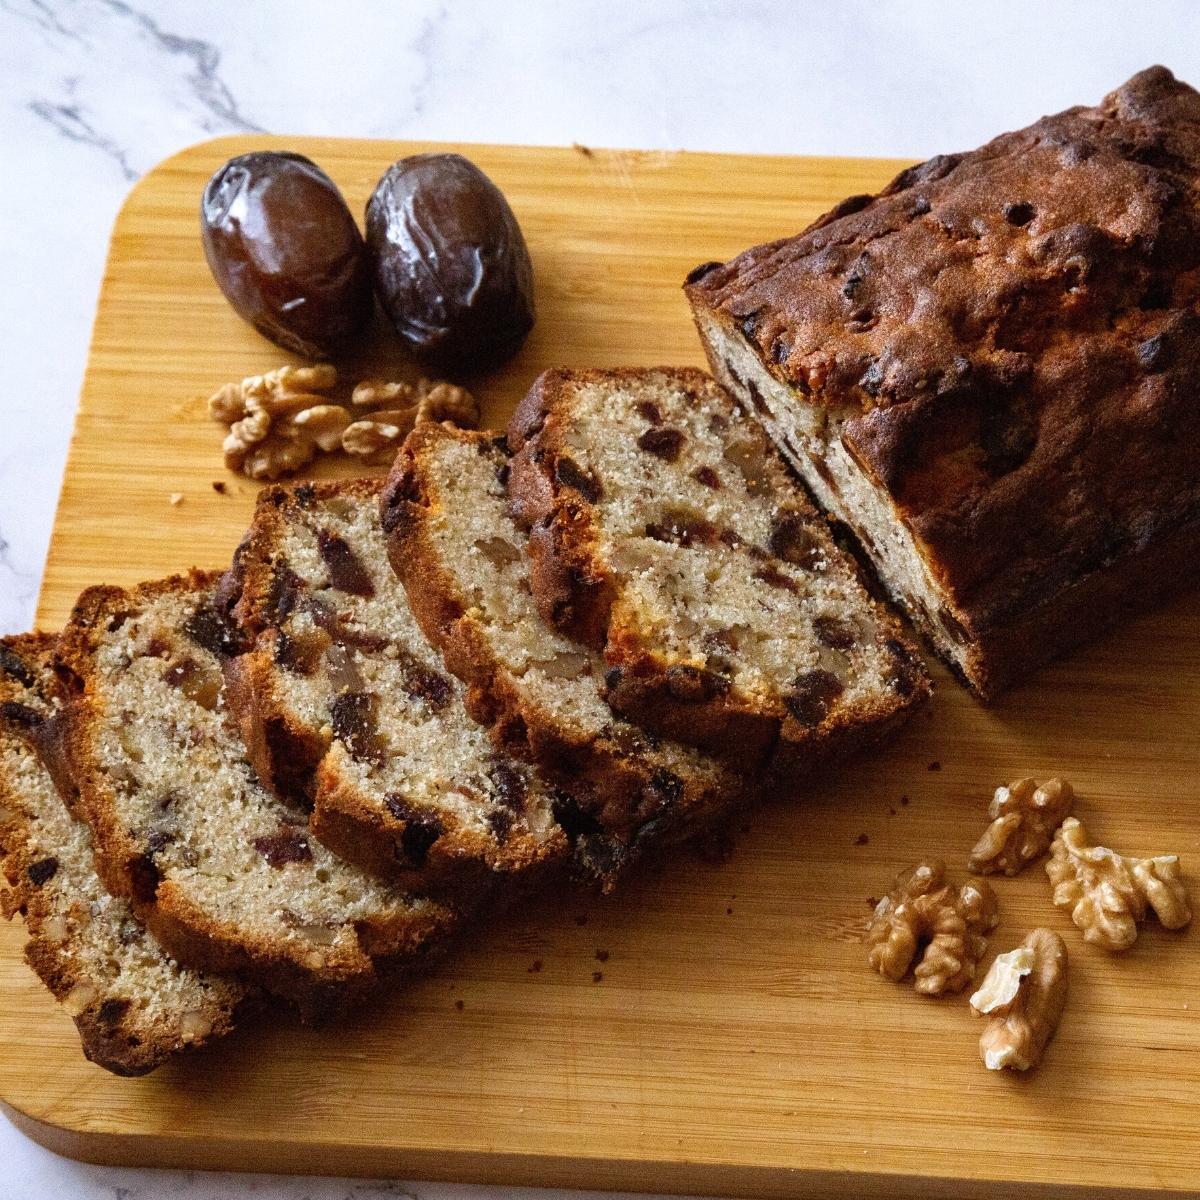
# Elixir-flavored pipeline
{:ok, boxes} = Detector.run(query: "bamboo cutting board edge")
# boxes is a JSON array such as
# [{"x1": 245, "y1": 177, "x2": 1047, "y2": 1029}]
[{"x1": 5, "y1": 135, "x2": 1199, "y2": 1199}]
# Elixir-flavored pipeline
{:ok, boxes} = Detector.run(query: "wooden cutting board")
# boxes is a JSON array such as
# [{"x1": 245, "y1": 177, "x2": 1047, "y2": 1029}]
[{"x1": 3, "y1": 135, "x2": 1198, "y2": 1198}]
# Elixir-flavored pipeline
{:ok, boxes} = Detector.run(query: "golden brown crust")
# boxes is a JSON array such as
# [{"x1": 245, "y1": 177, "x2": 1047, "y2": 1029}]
[
  {"x1": 686, "y1": 67, "x2": 1200, "y2": 697},
  {"x1": 505, "y1": 367, "x2": 930, "y2": 774},
  {"x1": 382, "y1": 423, "x2": 756, "y2": 877},
  {"x1": 55, "y1": 571, "x2": 460, "y2": 1018},
  {"x1": 0, "y1": 633, "x2": 249, "y2": 1074},
  {"x1": 224, "y1": 477, "x2": 566, "y2": 896}
]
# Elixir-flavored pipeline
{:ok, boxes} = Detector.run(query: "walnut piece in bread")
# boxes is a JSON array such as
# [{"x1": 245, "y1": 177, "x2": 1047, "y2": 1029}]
[
  {"x1": 1046, "y1": 816, "x2": 1191, "y2": 950},
  {"x1": 866, "y1": 861, "x2": 999, "y2": 995},
  {"x1": 971, "y1": 928, "x2": 1068, "y2": 1072},
  {"x1": 967, "y1": 777, "x2": 1074, "y2": 877}
]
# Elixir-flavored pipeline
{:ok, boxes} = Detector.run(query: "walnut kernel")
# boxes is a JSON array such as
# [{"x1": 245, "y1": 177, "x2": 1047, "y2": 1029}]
[
  {"x1": 972, "y1": 928, "x2": 1068, "y2": 1071},
  {"x1": 967, "y1": 777, "x2": 1074, "y2": 876},
  {"x1": 210, "y1": 367, "x2": 478, "y2": 478},
  {"x1": 866, "y1": 861, "x2": 999, "y2": 995},
  {"x1": 1046, "y1": 816, "x2": 1191, "y2": 950}
]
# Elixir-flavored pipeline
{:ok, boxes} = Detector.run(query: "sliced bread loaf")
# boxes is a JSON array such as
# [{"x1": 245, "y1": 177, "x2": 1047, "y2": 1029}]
[
  {"x1": 225, "y1": 478, "x2": 567, "y2": 894},
  {"x1": 507, "y1": 368, "x2": 931, "y2": 778},
  {"x1": 381, "y1": 424, "x2": 753, "y2": 866},
  {"x1": 0, "y1": 634, "x2": 248, "y2": 1074},
  {"x1": 55, "y1": 572, "x2": 459, "y2": 1017}
]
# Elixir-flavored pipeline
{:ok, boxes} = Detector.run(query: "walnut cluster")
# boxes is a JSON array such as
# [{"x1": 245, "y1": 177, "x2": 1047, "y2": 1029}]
[
  {"x1": 209, "y1": 365, "x2": 479, "y2": 480},
  {"x1": 967, "y1": 777, "x2": 1074, "y2": 877},
  {"x1": 1046, "y1": 816, "x2": 1192, "y2": 950},
  {"x1": 866, "y1": 861, "x2": 999, "y2": 995},
  {"x1": 970, "y1": 928, "x2": 1068, "y2": 1072}
]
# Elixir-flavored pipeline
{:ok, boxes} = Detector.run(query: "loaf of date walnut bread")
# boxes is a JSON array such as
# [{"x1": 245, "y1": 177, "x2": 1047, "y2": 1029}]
[
  {"x1": 506, "y1": 368, "x2": 930, "y2": 779},
  {"x1": 224, "y1": 477, "x2": 570, "y2": 895},
  {"x1": 686, "y1": 65, "x2": 1200, "y2": 699},
  {"x1": 55, "y1": 572, "x2": 460, "y2": 1018},
  {"x1": 381, "y1": 423, "x2": 755, "y2": 860},
  {"x1": 0, "y1": 635, "x2": 248, "y2": 1074}
]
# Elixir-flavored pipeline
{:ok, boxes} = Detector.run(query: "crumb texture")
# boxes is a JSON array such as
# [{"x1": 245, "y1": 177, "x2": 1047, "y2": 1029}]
[{"x1": 0, "y1": 634, "x2": 245, "y2": 1075}]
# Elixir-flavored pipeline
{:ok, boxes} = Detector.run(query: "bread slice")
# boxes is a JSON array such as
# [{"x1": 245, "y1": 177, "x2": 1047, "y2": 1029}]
[
  {"x1": 55, "y1": 572, "x2": 458, "y2": 1017},
  {"x1": 506, "y1": 368, "x2": 930, "y2": 777},
  {"x1": 381, "y1": 424, "x2": 754, "y2": 867},
  {"x1": 685, "y1": 67, "x2": 1200, "y2": 698},
  {"x1": 0, "y1": 634, "x2": 248, "y2": 1074},
  {"x1": 224, "y1": 477, "x2": 567, "y2": 895}
]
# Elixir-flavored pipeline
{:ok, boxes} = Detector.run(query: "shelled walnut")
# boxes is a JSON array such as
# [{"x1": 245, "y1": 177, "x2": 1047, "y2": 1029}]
[
  {"x1": 1045, "y1": 817, "x2": 1192, "y2": 950},
  {"x1": 967, "y1": 777, "x2": 1074, "y2": 876},
  {"x1": 208, "y1": 366, "x2": 478, "y2": 479},
  {"x1": 971, "y1": 928, "x2": 1068, "y2": 1072},
  {"x1": 866, "y1": 861, "x2": 999, "y2": 995}
]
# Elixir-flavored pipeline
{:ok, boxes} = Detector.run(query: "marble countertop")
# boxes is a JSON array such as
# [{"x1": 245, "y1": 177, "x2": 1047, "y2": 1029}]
[{"x1": 1, "y1": 1, "x2": 1197, "y2": 1196}]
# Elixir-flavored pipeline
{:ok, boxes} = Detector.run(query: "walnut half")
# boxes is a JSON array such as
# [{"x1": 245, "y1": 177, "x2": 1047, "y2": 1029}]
[
  {"x1": 971, "y1": 928, "x2": 1068, "y2": 1072},
  {"x1": 1046, "y1": 816, "x2": 1192, "y2": 950},
  {"x1": 967, "y1": 777, "x2": 1074, "y2": 876},
  {"x1": 866, "y1": 861, "x2": 1000, "y2": 995}
]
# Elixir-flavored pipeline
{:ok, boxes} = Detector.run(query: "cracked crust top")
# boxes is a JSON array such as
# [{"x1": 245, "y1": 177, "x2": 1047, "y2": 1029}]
[{"x1": 686, "y1": 66, "x2": 1200, "y2": 637}]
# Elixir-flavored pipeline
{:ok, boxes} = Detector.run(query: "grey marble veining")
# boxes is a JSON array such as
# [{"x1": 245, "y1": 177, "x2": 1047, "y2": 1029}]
[{"x1": 1, "y1": 2, "x2": 1199, "y2": 1197}]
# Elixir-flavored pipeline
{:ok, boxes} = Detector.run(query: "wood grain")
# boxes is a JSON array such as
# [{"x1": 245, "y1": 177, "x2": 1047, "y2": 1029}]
[{"x1": 3, "y1": 135, "x2": 1198, "y2": 1197}]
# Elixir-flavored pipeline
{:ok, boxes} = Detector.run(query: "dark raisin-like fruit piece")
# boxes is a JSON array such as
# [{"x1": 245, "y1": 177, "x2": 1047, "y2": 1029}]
[
  {"x1": 554, "y1": 456, "x2": 602, "y2": 502},
  {"x1": 859, "y1": 359, "x2": 884, "y2": 397},
  {"x1": 487, "y1": 807, "x2": 514, "y2": 843},
  {"x1": 162, "y1": 656, "x2": 222, "y2": 710},
  {"x1": 646, "y1": 768, "x2": 684, "y2": 805},
  {"x1": 691, "y1": 465, "x2": 721, "y2": 489},
  {"x1": 769, "y1": 513, "x2": 822, "y2": 567},
  {"x1": 637, "y1": 427, "x2": 685, "y2": 462},
  {"x1": 183, "y1": 603, "x2": 242, "y2": 659},
  {"x1": 938, "y1": 608, "x2": 971, "y2": 645},
  {"x1": 644, "y1": 507, "x2": 719, "y2": 548},
  {"x1": 784, "y1": 669, "x2": 844, "y2": 725},
  {"x1": 98, "y1": 997, "x2": 131, "y2": 1025},
  {"x1": 664, "y1": 664, "x2": 730, "y2": 703},
  {"x1": 26, "y1": 856, "x2": 58, "y2": 886},
  {"x1": 0, "y1": 646, "x2": 35, "y2": 687},
  {"x1": 403, "y1": 662, "x2": 453, "y2": 711},
  {"x1": 745, "y1": 380, "x2": 771, "y2": 417},
  {"x1": 0, "y1": 701, "x2": 42, "y2": 733},
  {"x1": 275, "y1": 626, "x2": 333, "y2": 675},
  {"x1": 754, "y1": 565, "x2": 799, "y2": 593},
  {"x1": 886, "y1": 638, "x2": 925, "y2": 697},
  {"x1": 294, "y1": 483, "x2": 317, "y2": 508},
  {"x1": 636, "y1": 400, "x2": 663, "y2": 425},
  {"x1": 488, "y1": 760, "x2": 528, "y2": 810},
  {"x1": 268, "y1": 564, "x2": 305, "y2": 623},
  {"x1": 384, "y1": 795, "x2": 444, "y2": 866},
  {"x1": 253, "y1": 828, "x2": 313, "y2": 868},
  {"x1": 329, "y1": 692, "x2": 383, "y2": 762},
  {"x1": 317, "y1": 530, "x2": 375, "y2": 597},
  {"x1": 813, "y1": 615, "x2": 856, "y2": 651}
]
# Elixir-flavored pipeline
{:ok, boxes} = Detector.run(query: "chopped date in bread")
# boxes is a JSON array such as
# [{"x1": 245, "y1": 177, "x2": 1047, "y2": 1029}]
[
  {"x1": 224, "y1": 477, "x2": 569, "y2": 895},
  {"x1": 382, "y1": 422, "x2": 756, "y2": 879},
  {"x1": 505, "y1": 367, "x2": 930, "y2": 778}
]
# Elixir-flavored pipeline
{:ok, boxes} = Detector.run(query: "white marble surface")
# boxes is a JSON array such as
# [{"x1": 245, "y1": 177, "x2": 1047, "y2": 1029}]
[{"x1": 0, "y1": 0, "x2": 1198, "y2": 1195}]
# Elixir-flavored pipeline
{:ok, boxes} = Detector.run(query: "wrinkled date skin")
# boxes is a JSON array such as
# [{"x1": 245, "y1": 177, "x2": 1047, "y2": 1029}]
[
  {"x1": 201, "y1": 151, "x2": 373, "y2": 359},
  {"x1": 366, "y1": 153, "x2": 536, "y2": 371}
]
